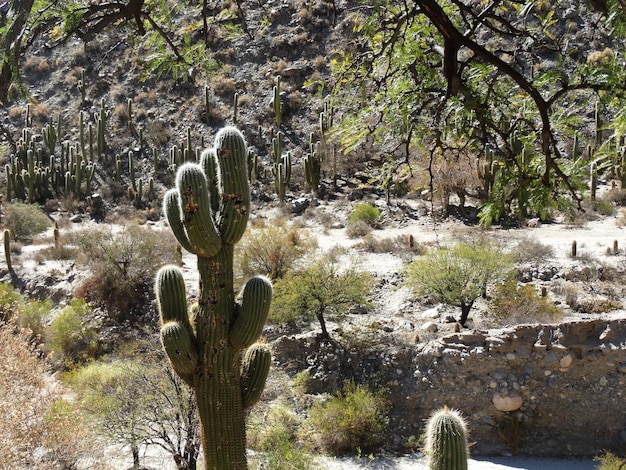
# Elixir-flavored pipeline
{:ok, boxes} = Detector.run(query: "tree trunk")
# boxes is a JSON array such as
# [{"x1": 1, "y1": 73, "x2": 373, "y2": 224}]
[
  {"x1": 131, "y1": 444, "x2": 140, "y2": 469},
  {"x1": 317, "y1": 310, "x2": 329, "y2": 339},
  {"x1": 459, "y1": 303, "x2": 472, "y2": 327},
  {"x1": 0, "y1": 0, "x2": 35, "y2": 103}
]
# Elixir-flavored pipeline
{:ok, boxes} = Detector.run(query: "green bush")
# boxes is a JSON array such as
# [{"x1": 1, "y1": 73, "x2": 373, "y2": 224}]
[
  {"x1": 486, "y1": 281, "x2": 563, "y2": 326},
  {"x1": 46, "y1": 299, "x2": 102, "y2": 368},
  {"x1": 3, "y1": 202, "x2": 51, "y2": 240},
  {"x1": 348, "y1": 203, "x2": 382, "y2": 227},
  {"x1": 73, "y1": 224, "x2": 179, "y2": 321},
  {"x1": 300, "y1": 380, "x2": 389, "y2": 455}
]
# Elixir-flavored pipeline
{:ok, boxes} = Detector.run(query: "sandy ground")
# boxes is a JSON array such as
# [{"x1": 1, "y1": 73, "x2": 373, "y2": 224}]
[{"x1": 322, "y1": 455, "x2": 597, "y2": 469}]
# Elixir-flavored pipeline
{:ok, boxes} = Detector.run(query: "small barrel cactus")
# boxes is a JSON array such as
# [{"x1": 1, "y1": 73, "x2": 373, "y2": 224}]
[
  {"x1": 156, "y1": 126, "x2": 272, "y2": 470},
  {"x1": 425, "y1": 406, "x2": 469, "y2": 470}
]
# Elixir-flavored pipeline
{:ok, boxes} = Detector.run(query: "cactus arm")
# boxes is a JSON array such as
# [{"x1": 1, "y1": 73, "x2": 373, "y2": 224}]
[
  {"x1": 156, "y1": 265, "x2": 190, "y2": 325},
  {"x1": 175, "y1": 163, "x2": 222, "y2": 257},
  {"x1": 160, "y1": 321, "x2": 198, "y2": 380},
  {"x1": 199, "y1": 147, "x2": 221, "y2": 215},
  {"x1": 163, "y1": 189, "x2": 196, "y2": 254},
  {"x1": 214, "y1": 126, "x2": 250, "y2": 244},
  {"x1": 231, "y1": 276, "x2": 272, "y2": 349},
  {"x1": 241, "y1": 344, "x2": 271, "y2": 409}
]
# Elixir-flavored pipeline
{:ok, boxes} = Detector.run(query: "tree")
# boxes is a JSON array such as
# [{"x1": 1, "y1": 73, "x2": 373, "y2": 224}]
[
  {"x1": 331, "y1": 0, "x2": 626, "y2": 224},
  {"x1": 0, "y1": 0, "x2": 223, "y2": 106},
  {"x1": 405, "y1": 241, "x2": 514, "y2": 325},
  {"x1": 271, "y1": 252, "x2": 373, "y2": 339},
  {"x1": 68, "y1": 344, "x2": 200, "y2": 470}
]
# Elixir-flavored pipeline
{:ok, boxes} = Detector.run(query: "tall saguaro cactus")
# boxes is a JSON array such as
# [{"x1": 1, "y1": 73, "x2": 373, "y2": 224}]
[{"x1": 155, "y1": 126, "x2": 272, "y2": 470}]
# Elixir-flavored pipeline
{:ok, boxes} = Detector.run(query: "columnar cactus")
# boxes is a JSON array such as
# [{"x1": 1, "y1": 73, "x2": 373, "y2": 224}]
[
  {"x1": 425, "y1": 406, "x2": 469, "y2": 470},
  {"x1": 3, "y1": 229, "x2": 12, "y2": 272},
  {"x1": 156, "y1": 126, "x2": 272, "y2": 470}
]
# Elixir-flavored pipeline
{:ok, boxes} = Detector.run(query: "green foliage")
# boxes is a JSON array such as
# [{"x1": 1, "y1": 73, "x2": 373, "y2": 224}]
[
  {"x1": 405, "y1": 240, "x2": 514, "y2": 325},
  {"x1": 248, "y1": 402, "x2": 319, "y2": 470},
  {"x1": 0, "y1": 281, "x2": 22, "y2": 321},
  {"x1": 3, "y1": 202, "x2": 51, "y2": 240},
  {"x1": 594, "y1": 451, "x2": 626, "y2": 469},
  {"x1": 18, "y1": 297, "x2": 52, "y2": 339},
  {"x1": 45, "y1": 299, "x2": 101, "y2": 368},
  {"x1": 330, "y1": 2, "x2": 626, "y2": 225},
  {"x1": 348, "y1": 203, "x2": 382, "y2": 227},
  {"x1": 300, "y1": 380, "x2": 389, "y2": 456},
  {"x1": 486, "y1": 281, "x2": 563, "y2": 326},
  {"x1": 270, "y1": 253, "x2": 372, "y2": 338},
  {"x1": 74, "y1": 224, "x2": 178, "y2": 320},
  {"x1": 236, "y1": 218, "x2": 317, "y2": 280}
]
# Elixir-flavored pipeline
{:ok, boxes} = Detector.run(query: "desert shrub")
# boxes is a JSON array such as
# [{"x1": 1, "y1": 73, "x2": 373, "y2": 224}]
[
  {"x1": 405, "y1": 241, "x2": 515, "y2": 326},
  {"x1": 17, "y1": 297, "x2": 53, "y2": 339},
  {"x1": 357, "y1": 233, "x2": 425, "y2": 256},
  {"x1": 45, "y1": 299, "x2": 102, "y2": 368},
  {"x1": 510, "y1": 238, "x2": 554, "y2": 264},
  {"x1": 248, "y1": 403, "x2": 300, "y2": 451},
  {"x1": 236, "y1": 218, "x2": 317, "y2": 280},
  {"x1": 574, "y1": 298, "x2": 623, "y2": 313},
  {"x1": 300, "y1": 380, "x2": 389, "y2": 455},
  {"x1": 486, "y1": 281, "x2": 563, "y2": 326},
  {"x1": 0, "y1": 281, "x2": 22, "y2": 321},
  {"x1": 73, "y1": 224, "x2": 179, "y2": 321},
  {"x1": 348, "y1": 203, "x2": 382, "y2": 227},
  {"x1": 292, "y1": 369, "x2": 312, "y2": 395},
  {"x1": 593, "y1": 198, "x2": 616, "y2": 216},
  {"x1": 270, "y1": 254, "x2": 372, "y2": 338},
  {"x1": 594, "y1": 451, "x2": 626, "y2": 469},
  {"x1": 345, "y1": 220, "x2": 373, "y2": 238},
  {"x1": 3, "y1": 202, "x2": 51, "y2": 240},
  {"x1": 0, "y1": 321, "x2": 96, "y2": 468}
]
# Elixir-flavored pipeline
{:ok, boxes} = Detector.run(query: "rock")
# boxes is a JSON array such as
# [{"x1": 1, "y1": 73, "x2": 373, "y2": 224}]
[
  {"x1": 420, "y1": 305, "x2": 441, "y2": 319},
  {"x1": 421, "y1": 322, "x2": 438, "y2": 333},
  {"x1": 329, "y1": 222, "x2": 345, "y2": 229},
  {"x1": 69, "y1": 214, "x2": 83, "y2": 223},
  {"x1": 560, "y1": 354, "x2": 573, "y2": 368},
  {"x1": 492, "y1": 394, "x2": 523, "y2": 412},
  {"x1": 290, "y1": 197, "x2": 310, "y2": 214}
]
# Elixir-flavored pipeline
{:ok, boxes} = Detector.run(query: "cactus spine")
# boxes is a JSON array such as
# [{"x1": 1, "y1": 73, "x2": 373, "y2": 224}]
[
  {"x1": 426, "y1": 406, "x2": 469, "y2": 470},
  {"x1": 156, "y1": 126, "x2": 271, "y2": 470}
]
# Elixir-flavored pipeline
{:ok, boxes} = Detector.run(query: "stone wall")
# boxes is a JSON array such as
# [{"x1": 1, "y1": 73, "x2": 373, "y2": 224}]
[{"x1": 271, "y1": 318, "x2": 626, "y2": 457}]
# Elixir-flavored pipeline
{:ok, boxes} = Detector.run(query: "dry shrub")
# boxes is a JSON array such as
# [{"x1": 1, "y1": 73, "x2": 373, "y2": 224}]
[
  {"x1": 345, "y1": 220, "x2": 373, "y2": 238},
  {"x1": 0, "y1": 321, "x2": 98, "y2": 468},
  {"x1": 212, "y1": 74, "x2": 237, "y2": 96},
  {"x1": 357, "y1": 233, "x2": 425, "y2": 256},
  {"x1": 73, "y1": 225, "x2": 179, "y2": 321},
  {"x1": 486, "y1": 281, "x2": 563, "y2": 326},
  {"x1": 510, "y1": 237, "x2": 554, "y2": 264},
  {"x1": 574, "y1": 298, "x2": 622, "y2": 314},
  {"x1": 236, "y1": 218, "x2": 317, "y2": 280}
]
